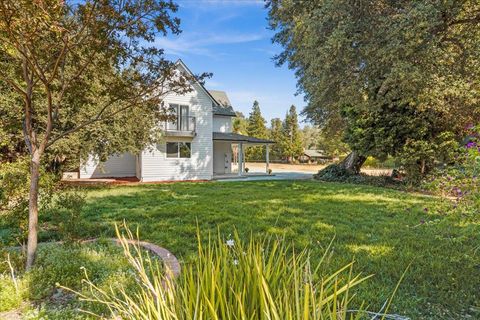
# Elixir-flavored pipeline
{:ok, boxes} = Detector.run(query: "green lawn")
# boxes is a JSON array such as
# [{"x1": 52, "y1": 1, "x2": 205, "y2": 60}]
[{"x1": 45, "y1": 180, "x2": 478, "y2": 319}]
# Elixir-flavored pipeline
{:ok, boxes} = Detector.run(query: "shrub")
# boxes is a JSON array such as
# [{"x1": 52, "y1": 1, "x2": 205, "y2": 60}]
[
  {"x1": 423, "y1": 125, "x2": 480, "y2": 216},
  {"x1": 0, "y1": 241, "x2": 138, "y2": 317},
  {"x1": 47, "y1": 190, "x2": 87, "y2": 243},
  {"x1": 0, "y1": 252, "x2": 28, "y2": 312},
  {"x1": 399, "y1": 132, "x2": 459, "y2": 182},
  {"x1": 314, "y1": 164, "x2": 402, "y2": 188},
  {"x1": 22, "y1": 306, "x2": 87, "y2": 320},
  {"x1": 68, "y1": 226, "x2": 377, "y2": 320},
  {"x1": 0, "y1": 158, "x2": 57, "y2": 245},
  {"x1": 26, "y1": 242, "x2": 134, "y2": 301},
  {"x1": 313, "y1": 163, "x2": 353, "y2": 182},
  {"x1": 363, "y1": 156, "x2": 397, "y2": 169},
  {"x1": 0, "y1": 274, "x2": 25, "y2": 312}
]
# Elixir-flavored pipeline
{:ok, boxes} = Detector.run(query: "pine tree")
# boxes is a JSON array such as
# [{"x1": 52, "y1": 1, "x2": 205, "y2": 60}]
[
  {"x1": 269, "y1": 118, "x2": 284, "y2": 160},
  {"x1": 246, "y1": 101, "x2": 268, "y2": 161},
  {"x1": 233, "y1": 112, "x2": 248, "y2": 134},
  {"x1": 281, "y1": 105, "x2": 303, "y2": 163}
]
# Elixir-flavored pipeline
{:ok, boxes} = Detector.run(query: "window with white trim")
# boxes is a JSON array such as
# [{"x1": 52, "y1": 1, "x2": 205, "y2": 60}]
[
  {"x1": 167, "y1": 104, "x2": 190, "y2": 131},
  {"x1": 166, "y1": 142, "x2": 191, "y2": 158}
]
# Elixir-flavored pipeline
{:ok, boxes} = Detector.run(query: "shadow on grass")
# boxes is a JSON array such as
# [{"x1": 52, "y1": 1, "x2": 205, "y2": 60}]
[{"x1": 30, "y1": 180, "x2": 480, "y2": 319}]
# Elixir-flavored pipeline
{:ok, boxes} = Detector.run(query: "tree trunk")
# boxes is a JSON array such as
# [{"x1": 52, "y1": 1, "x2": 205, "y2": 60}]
[
  {"x1": 338, "y1": 151, "x2": 366, "y2": 174},
  {"x1": 26, "y1": 153, "x2": 41, "y2": 270}
]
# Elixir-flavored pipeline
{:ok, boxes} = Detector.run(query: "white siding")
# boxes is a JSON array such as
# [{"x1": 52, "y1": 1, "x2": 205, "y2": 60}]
[
  {"x1": 79, "y1": 62, "x2": 220, "y2": 182},
  {"x1": 135, "y1": 154, "x2": 142, "y2": 179},
  {"x1": 213, "y1": 115, "x2": 232, "y2": 133},
  {"x1": 140, "y1": 73, "x2": 214, "y2": 181},
  {"x1": 80, "y1": 153, "x2": 136, "y2": 178},
  {"x1": 213, "y1": 141, "x2": 232, "y2": 174}
]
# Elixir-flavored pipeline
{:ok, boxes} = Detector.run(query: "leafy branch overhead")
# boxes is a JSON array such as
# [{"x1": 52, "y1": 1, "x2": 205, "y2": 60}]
[
  {"x1": 0, "y1": 0, "x2": 210, "y2": 161},
  {"x1": 0, "y1": 0, "x2": 211, "y2": 269},
  {"x1": 268, "y1": 0, "x2": 480, "y2": 175}
]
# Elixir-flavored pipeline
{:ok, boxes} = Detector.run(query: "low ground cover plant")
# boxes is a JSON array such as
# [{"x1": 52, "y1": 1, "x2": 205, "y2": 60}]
[
  {"x1": 313, "y1": 164, "x2": 401, "y2": 188},
  {"x1": 0, "y1": 241, "x2": 139, "y2": 318}
]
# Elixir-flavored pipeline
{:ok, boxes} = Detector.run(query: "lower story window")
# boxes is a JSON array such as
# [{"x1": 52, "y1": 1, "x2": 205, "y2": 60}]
[{"x1": 166, "y1": 142, "x2": 191, "y2": 158}]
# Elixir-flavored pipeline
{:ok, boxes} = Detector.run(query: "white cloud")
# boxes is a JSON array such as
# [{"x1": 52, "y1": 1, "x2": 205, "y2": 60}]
[
  {"x1": 179, "y1": 0, "x2": 263, "y2": 8},
  {"x1": 155, "y1": 32, "x2": 266, "y2": 57},
  {"x1": 205, "y1": 79, "x2": 223, "y2": 88},
  {"x1": 252, "y1": 47, "x2": 279, "y2": 57}
]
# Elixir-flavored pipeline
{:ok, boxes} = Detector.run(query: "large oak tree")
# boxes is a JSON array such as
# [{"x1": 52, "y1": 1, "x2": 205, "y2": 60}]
[
  {"x1": 0, "y1": 0, "x2": 206, "y2": 269},
  {"x1": 268, "y1": 0, "x2": 480, "y2": 174}
]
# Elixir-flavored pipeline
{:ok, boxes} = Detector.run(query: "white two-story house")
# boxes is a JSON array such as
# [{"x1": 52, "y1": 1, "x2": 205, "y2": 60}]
[{"x1": 80, "y1": 60, "x2": 274, "y2": 181}]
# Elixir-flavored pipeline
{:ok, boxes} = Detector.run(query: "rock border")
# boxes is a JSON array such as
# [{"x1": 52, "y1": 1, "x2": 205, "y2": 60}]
[
  {"x1": 4, "y1": 239, "x2": 181, "y2": 278},
  {"x1": 88, "y1": 238, "x2": 181, "y2": 278}
]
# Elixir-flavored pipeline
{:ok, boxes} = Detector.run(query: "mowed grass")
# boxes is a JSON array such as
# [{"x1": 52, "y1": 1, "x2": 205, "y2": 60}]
[{"x1": 47, "y1": 180, "x2": 479, "y2": 319}]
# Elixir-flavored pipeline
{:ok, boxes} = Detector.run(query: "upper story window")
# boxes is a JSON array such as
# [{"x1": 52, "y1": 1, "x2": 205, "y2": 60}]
[{"x1": 166, "y1": 104, "x2": 195, "y2": 131}]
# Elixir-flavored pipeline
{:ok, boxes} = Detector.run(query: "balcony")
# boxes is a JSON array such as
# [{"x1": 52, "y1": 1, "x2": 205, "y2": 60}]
[{"x1": 164, "y1": 116, "x2": 196, "y2": 137}]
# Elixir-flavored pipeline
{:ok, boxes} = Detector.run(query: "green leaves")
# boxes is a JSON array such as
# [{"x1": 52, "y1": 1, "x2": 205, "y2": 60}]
[
  {"x1": 246, "y1": 101, "x2": 268, "y2": 161},
  {"x1": 280, "y1": 105, "x2": 303, "y2": 161},
  {"x1": 73, "y1": 226, "x2": 371, "y2": 319},
  {"x1": 0, "y1": 0, "x2": 207, "y2": 163},
  {"x1": 269, "y1": 0, "x2": 480, "y2": 177}
]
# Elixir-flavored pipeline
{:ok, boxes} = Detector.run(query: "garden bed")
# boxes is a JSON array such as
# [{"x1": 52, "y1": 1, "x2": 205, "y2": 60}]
[{"x1": 0, "y1": 239, "x2": 174, "y2": 319}]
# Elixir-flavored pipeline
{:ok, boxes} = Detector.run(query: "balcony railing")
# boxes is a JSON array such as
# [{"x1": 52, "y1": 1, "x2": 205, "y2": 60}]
[{"x1": 165, "y1": 116, "x2": 196, "y2": 136}]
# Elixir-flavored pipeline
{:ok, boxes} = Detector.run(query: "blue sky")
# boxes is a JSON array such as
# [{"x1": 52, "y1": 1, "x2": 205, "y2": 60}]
[{"x1": 156, "y1": 0, "x2": 306, "y2": 125}]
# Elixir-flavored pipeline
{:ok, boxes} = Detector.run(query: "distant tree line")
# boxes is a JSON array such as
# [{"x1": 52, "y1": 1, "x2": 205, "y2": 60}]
[{"x1": 234, "y1": 101, "x2": 309, "y2": 163}]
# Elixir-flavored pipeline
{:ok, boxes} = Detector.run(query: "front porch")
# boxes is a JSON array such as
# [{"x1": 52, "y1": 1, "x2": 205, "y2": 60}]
[{"x1": 212, "y1": 132, "x2": 275, "y2": 178}]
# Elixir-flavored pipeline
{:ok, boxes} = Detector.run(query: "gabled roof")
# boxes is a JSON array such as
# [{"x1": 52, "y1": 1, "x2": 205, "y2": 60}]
[
  {"x1": 175, "y1": 59, "x2": 220, "y2": 105},
  {"x1": 213, "y1": 132, "x2": 275, "y2": 144},
  {"x1": 175, "y1": 60, "x2": 236, "y2": 117},
  {"x1": 208, "y1": 90, "x2": 237, "y2": 117}
]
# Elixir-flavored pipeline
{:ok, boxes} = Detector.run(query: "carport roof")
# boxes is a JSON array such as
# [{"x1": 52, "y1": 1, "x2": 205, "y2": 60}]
[{"x1": 213, "y1": 132, "x2": 275, "y2": 144}]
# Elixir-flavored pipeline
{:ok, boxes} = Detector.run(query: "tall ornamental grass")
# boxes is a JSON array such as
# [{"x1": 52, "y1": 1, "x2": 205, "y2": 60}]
[{"x1": 68, "y1": 226, "x2": 375, "y2": 320}]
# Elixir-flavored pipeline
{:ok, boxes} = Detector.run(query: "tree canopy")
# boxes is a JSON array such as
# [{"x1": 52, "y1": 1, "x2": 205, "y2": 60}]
[
  {"x1": 0, "y1": 0, "x2": 206, "y2": 268},
  {"x1": 281, "y1": 105, "x2": 303, "y2": 162},
  {"x1": 268, "y1": 0, "x2": 480, "y2": 174},
  {"x1": 246, "y1": 101, "x2": 268, "y2": 160},
  {"x1": 233, "y1": 111, "x2": 248, "y2": 135},
  {"x1": 269, "y1": 118, "x2": 283, "y2": 160}
]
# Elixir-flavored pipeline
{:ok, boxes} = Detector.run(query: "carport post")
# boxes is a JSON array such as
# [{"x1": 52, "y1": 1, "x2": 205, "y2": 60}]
[
  {"x1": 265, "y1": 144, "x2": 270, "y2": 174},
  {"x1": 238, "y1": 142, "x2": 243, "y2": 176}
]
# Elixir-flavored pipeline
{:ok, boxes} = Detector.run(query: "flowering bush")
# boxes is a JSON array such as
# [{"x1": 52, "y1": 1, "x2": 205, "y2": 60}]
[{"x1": 424, "y1": 125, "x2": 480, "y2": 215}]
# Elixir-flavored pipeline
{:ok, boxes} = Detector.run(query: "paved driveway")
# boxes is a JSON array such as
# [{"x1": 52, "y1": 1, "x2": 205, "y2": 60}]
[
  {"x1": 252, "y1": 171, "x2": 313, "y2": 181},
  {"x1": 216, "y1": 163, "x2": 390, "y2": 182},
  {"x1": 218, "y1": 172, "x2": 313, "y2": 182}
]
